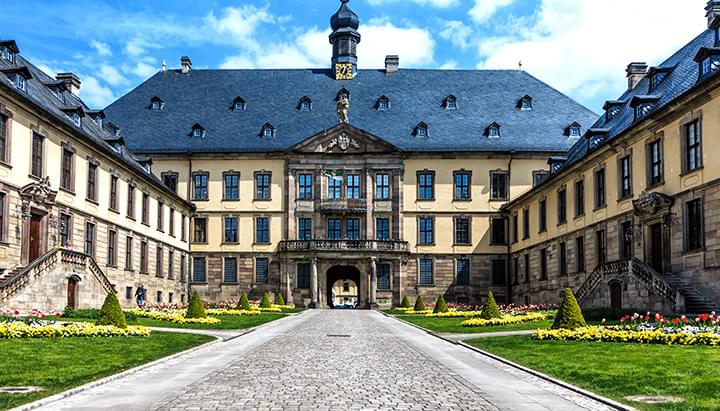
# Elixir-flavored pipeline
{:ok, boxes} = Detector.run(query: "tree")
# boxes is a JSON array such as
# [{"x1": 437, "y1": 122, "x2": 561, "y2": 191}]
[
  {"x1": 236, "y1": 292, "x2": 251, "y2": 310},
  {"x1": 480, "y1": 291, "x2": 502, "y2": 319},
  {"x1": 276, "y1": 292, "x2": 286, "y2": 306},
  {"x1": 400, "y1": 295, "x2": 412, "y2": 308},
  {"x1": 260, "y1": 293, "x2": 272, "y2": 308},
  {"x1": 413, "y1": 295, "x2": 426, "y2": 311},
  {"x1": 433, "y1": 295, "x2": 449, "y2": 313},
  {"x1": 186, "y1": 291, "x2": 207, "y2": 318},
  {"x1": 552, "y1": 288, "x2": 588, "y2": 329},
  {"x1": 95, "y1": 292, "x2": 127, "y2": 328}
]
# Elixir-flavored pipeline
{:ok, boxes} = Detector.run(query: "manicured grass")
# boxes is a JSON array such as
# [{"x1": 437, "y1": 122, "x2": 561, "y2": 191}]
[
  {"x1": 466, "y1": 335, "x2": 720, "y2": 411},
  {"x1": 0, "y1": 332, "x2": 213, "y2": 410},
  {"x1": 382, "y1": 309, "x2": 419, "y2": 315},
  {"x1": 61, "y1": 313, "x2": 287, "y2": 330},
  {"x1": 400, "y1": 316, "x2": 554, "y2": 333}
]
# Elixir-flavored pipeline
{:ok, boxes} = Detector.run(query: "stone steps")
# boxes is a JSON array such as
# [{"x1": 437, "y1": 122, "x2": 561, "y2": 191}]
[{"x1": 662, "y1": 274, "x2": 720, "y2": 314}]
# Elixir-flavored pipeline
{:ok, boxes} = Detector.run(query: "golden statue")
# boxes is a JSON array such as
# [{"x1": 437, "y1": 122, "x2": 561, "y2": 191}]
[{"x1": 337, "y1": 93, "x2": 349, "y2": 123}]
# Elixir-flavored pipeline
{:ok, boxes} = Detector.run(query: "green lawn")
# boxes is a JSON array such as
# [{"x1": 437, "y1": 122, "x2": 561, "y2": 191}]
[
  {"x1": 466, "y1": 335, "x2": 720, "y2": 411},
  {"x1": 0, "y1": 332, "x2": 213, "y2": 410},
  {"x1": 60, "y1": 313, "x2": 287, "y2": 330},
  {"x1": 400, "y1": 316, "x2": 554, "y2": 333}
]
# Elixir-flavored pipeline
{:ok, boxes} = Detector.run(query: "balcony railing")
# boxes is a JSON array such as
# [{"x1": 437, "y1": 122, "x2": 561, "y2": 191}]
[
  {"x1": 320, "y1": 198, "x2": 368, "y2": 213},
  {"x1": 279, "y1": 239, "x2": 409, "y2": 253}
]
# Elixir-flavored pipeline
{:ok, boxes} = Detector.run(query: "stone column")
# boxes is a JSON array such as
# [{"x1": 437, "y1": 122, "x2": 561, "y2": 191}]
[
  {"x1": 367, "y1": 257, "x2": 379, "y2": 309},
  {"x1": 285, "y1": 267, "x2": 294, "y2": 307},
  {"x1": 309, "y1": 258, "x2": 320, "y2": 308}
]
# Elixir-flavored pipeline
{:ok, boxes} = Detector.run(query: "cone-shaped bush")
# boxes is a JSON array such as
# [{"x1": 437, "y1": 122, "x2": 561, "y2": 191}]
[
  {"x1": 400, "y1": 295, "x2": 412, "y2": 308},
  {"x1": 236, "y1": 292, "x2": 251, "y2": 310},
  {"x1": 433, "y1": 295, "x2": 449, "y2": 313},
  {"x1": 413, "y1": 295, "x2": 425, "y2": 311},
  {"x1": 480, "y1": 291, "x2": 502, "y2": 319},
  {"x1": 276, "y1": 292, "x2": 286, "y2": 306},
  {"x1": 260, "y1": 293, "x2": 272, "y2": 308},
  {"x1": 552, "y1": 288, "x2": 587, "y2": 329},
  {"x1": 95, "y1": 292, "x2": 127, "y2": 328},
  {"x1": 186, "y1": 291, "x2": 207, "y2": 318}
]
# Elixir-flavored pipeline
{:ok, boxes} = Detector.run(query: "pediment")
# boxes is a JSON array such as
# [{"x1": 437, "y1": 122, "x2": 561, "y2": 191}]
[{"x1": 291, "y1": 123, "x2": 401, "y2": 154}]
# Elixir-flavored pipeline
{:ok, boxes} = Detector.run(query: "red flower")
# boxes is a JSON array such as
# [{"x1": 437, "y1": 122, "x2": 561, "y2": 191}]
[{"x1": 672, "y1": 318, "x2": 680, "y2": 324}]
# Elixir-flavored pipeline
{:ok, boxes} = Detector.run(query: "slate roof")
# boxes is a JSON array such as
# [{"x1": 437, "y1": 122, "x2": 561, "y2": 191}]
[{"x1": 103, "y1": 68, "x2": 597, "y2": 154}]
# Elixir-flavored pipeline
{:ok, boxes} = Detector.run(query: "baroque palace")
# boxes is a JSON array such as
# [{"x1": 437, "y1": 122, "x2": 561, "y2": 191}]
[{"x1": 1, "y1": 0, "x2": 720, "y2": 313}]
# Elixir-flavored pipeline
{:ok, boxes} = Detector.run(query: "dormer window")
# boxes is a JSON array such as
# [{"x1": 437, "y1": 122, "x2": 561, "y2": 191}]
[
  {"x1": 603, "y1": 100, "x2": 625, "y2": 122},
  {"x1": 15, "y1": 74, "x2": 26, "y2": 92},
  {"x1": 648, "y1": 67, "x2": 672, "y2": 92},
  {"x1": 93, "y1": 116, "x2": 103, "y2": 128},
  {"x1": 414, "y1": 122, "x2": 428, "y2": 138},
  {"x1": 566, "y1": 122, "x2": 582, "y2": 138},
  {"x1": 261, "y1": 123, "x2": 275, "y2": 138},
  {"x1": 694, "y1": 47, "x2": 720, "y2": 78},
  {"x1": 112, "y1": 143, "x2": 122, "y2": 154},
  {"x1": 630, "y1": 95, "x2": 660, "y2": 121},
  {"x1": 444, "y1": 95, "x2": 457, "y2": 110},
  {"x1": 69, "y1": 112, "x2": 81, "y2": 127},
  {"x1": 150, "y1": 97, "x2": 164, "y2": 111},
  {"x1": 190, "y1": 124, "x2": 205, "y2": 138},
  {"x1": 586, "y1": 129, "x2": 610, "y2": 150},
  {"x1": 50, "y1": 86, "x2": 64, "y2": 103},
  {"x1": 0, "y1": 41, "x2": 18, "y2": 64},
  {"x1": 377, "y1": 95, "x2": 390, "y2": 111},
  {"x1": 298, "y1": 96, "x2": 312, "y2": 111},
  {"x1": 519, "y1": 95, "x2": 532, "y2": 110},
  {"x1": 231, "y1": 97, "x2": 246, "y2": 111},
  {"x1": 487, "y1": 122, "x2": 501, "y2": 138}
]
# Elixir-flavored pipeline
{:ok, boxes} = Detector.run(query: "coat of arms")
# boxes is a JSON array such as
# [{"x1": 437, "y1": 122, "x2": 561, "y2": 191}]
[{"x1": 327, "y1": 133, "x2": 359, "y2": 151}]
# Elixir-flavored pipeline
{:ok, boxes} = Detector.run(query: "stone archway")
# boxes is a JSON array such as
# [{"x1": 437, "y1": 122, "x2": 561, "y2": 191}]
[{"x1": 326, "y1": 266, "x2": 361, "y2": 309}]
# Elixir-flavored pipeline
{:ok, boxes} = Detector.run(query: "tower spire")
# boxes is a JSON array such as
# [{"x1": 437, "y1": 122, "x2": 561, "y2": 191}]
[{"x1": 330, "y1": 0, "x2": 361, "y2": 80}]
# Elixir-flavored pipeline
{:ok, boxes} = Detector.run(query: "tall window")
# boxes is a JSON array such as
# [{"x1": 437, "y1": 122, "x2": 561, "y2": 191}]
[
  {"x1": 298, "y1": 218, "x2": 312, "y2": 240},
  {"x1": 224, "y1": 217, "x2": 238, "y2": 243},
  {"x1": 648, "y1": 140, "x2": 663, "y2": 186},
  {"x1": 224, "y1": 173, "x2": 240, "y2": 200},
  {"x1": 255, "y1": 257, "x2": 269, "y2": 283},
  {"x1": 539, "y1": 248, "x2": 547, "y2": 280},
  {"x1": 255, "y1": 173, "x2": 271, "y2": 200},
  {"x1": 140, "y1": 241, "x2": 148, "y2": 273},
  {"x1": 0, "y1": 114, "x2": 7, "y2": 164},
  {"x1": 490, "y1": 171, "x2": 508, "y2": 200},
  {"x1": 256, "y1": 217, "x2": 270, "y2": 243},
  {"x1": 125, "y1": 237, "x2": 133, "y2": 270},
  {"x1": 684, "y1": 120, "x2": 702, "y2": 172},
  {"x1": 376, "y1": 218, "x2": 390, "y2": 241},
  {"x1": 418, "y1": 171, "x2": 434, "y2": 200},
  {"x1": 223, "y1": 257, "x2": 238, "y2": 283},
  {"x1": 618, "y1": 155, "x2": 632, "y2": 199},
  {"x1": 346, "y1": 218, "x2": 360, "y2": 240},
  {"x1": 127, "y1": 183, "x2": 135, "y2": 219},
  {"x1": 156, "y1": 247, "x2": 163, "y2": 277},
  {"x1": 419, "y1": 258, "x2": 433, "y2": 285},
  {"x1": 376, "y1": 174, "x2": 390, "y2": 200},
  {"x1": 621, "y1": 220, "x2": 634, "y2": 258},
  {"x1": 378, "y1": 263, "x2": 391, "y2": 289},
  {"x1": 107, "y1": 230, "x2": 117, "y2": 266},
  {"x1": 492, "y1": 259, "x2": 506, "y2": 286},
  {"x1": 513, "y1": 257, "x2": 519, "y2": 285},
  {"x1": 162, "y1": 173, "x2": 178, "y2": 193},
  {"x1": 193, "y1": 174, "x2": 208, "y2": 200},
  {"x1": 109, "y1": 175, "x2": 118, "y2": 211},
  {"x1": 576, "y1": 236, "x2": 585, "y2": 272},
  {"x1": 574, "y1": 179, "x2": 585, "y2": 217},
  {"x1": 454, "y1": 171, "x2": 470, "y2": 200},
  {"x1": 157, "y1": 201, "x2": 164, "y2": 232},
  {"x1": 419, "y1": 217, "x2": 434, "y2": 245},
  {"x1": 181, "y1": 215, "x2": 187, "y2": 242},
  {"x1": 522, "y1": 208, "x2": 529, "y2": 240},
  {"x1": 456, "y1": 258, "x2": 470, "y2": 285},
  {"x1": 297, "y1": 263, "x2": 311, "y2": 288},
  {"x1": 594, "y1": 168, "x2": 606, "y2": 208},
  {"x1": 328, "y1": 174, "x2": 343, "y2": 199},
  {"x1": 168, "y1": 249, "x2": 174, "y2": 279},
  {"x1": 192, "y1": 257, "x2": 206, "y2": 282},
  {"x1": 141, "y1": 193, "x2": 150, "y2": 225},
  {"x1": 346, "y1": 174, "x2": 360, "y2": 199},
  {"x1": 511, "y1": 213, "x2": 518, "y2": 243},
  {"x1": 180, "y1": 254, "x2": 187, "y2": 282},
  {"x1": 538, "y1": 199, "x2": 547, "y2": 232},
  {"x1": 31, "y1": 132, "x2": 43, "y2": 177},
  {"x1": 298, "y1": 173, "x2": 313, "y2": 200},
  {"x1": 557, "y1": 188, "x2": 567, "y2": 224},
  {"x1": 559, "y1": 242, "x2": 567, "y2": 276},
  {"x1": 193, "y1": 217, "x2": 207, "y2": 243},
  {"x1": 455, "y1": 217, "x2": 470, "y2": 245},
  {"x1": 524, "y1": 254, "x2": 530, "y2": 283},
  {"x1": 491, "y1": 217, "x2": 506, "y2": 245},
  {"x1": 169, "y1": 208, "x2": 175, "y2": 237},
  {"x1": 596, "y1": 230, "x2": 606, "y2": 267},
  {"x1": 686, "y1": 198, "x2": 704, "y2": 251},
  {"x1": 59, "y1": 214, "x2": 71, "y2": 246},
  {"x1": 84, "y1": 222, "x2": 95, "y2": 258},
  {"x1": 327, "y1": 218, "x2": 342, "y2": 240},
  {"x1": 61, "y1": 147, "x2": 74, "y2": 191}
]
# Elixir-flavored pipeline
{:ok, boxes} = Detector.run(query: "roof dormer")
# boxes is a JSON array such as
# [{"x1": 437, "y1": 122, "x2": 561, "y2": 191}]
[
  {"x1": 413, "y1": 122, "x2": 428, "y2": 138},
  {"x1": 629, "y1": 95, "x2": 661, "y2": 121},
  {"x1": 1, "y1": 66, "x2": 32, "y2": 93},
  {"x1": 149, "y1": 96, "x2": 164, "y2": 111},
  {"x1": 231, "y1": 96, "x2": 246, "y2": 111},
  {"x1": 106, "y1": 122, "x2": 121, "y2": 137},
  {"x1": 548, "y1": 157, "x2": 567, "y2": 174},
  {"x1": 443, "y1": 95, "x2": 457, "y2": 110},
  {"x1": 565, "y1": 122, "x2": 582, "y2": 138},
  {"x1": 694, "y1": 47, "x2": 720, "y2": 79},
  {"x1": 585, "y1": 128, "x2": 610, "y2": 150},
  {"x1": 60, "y1": 107, "x2": 84, "y2": 127},
  {"x1": 518, "y1": 95, "x2": 532, "y2": 110},
  {"x1": 0, "y1": 40, "x2": 19, "y2": 64},
  {"x1": 647, "y1": 66, "x2": 673, "y2": 92},
  {"x1": 603, "y1": 100, "x2": 625, "y2": 122},
  {"x1": 486, "y1": 122, "x2": 501, "y2": 138},
  {"x1": 261, "y1": 123, "x2": 275, "y2": 138},
  {"x1": 297, "y1": 96, "x2": 312, "y2": 111},
  {"x1": 376, "y1": 95, "x2": 390, "y2": 111},
  {"x1": 190, "y1": 123, "x2": 206, "y2": 138},
  {"x1": 87, "y1": 110, "x2": 105, "y2": 128}
]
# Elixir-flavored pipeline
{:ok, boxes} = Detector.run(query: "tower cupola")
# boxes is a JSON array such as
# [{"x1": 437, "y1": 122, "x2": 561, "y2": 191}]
[{"x1": 330, "y1": 0, "x2": 361, "y2": 80}]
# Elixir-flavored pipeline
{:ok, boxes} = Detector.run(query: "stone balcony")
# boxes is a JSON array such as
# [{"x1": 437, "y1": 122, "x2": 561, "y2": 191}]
[
  {"x1": 279, "y1": 239, "x2": 409, "y2": 254},
  {"x1": 320, "y1": 198, "x2": 368, "y2": 213}
]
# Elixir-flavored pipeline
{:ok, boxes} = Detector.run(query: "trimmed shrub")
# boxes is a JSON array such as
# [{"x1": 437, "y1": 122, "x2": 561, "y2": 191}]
[
  {"x1": 413, "y1": 295, "x2": 425, "y2": 311},
  {"x1": 480, "y1": 292, "x2": 502, "y2": 319},
  {"x1": 95, "y1": 292, "x2": 127, "y2": 328},
  {"x1": 186, "y1": 291, "x2": 207, "y2": 319},
  {"x1": 260, "y1": 293, "x2": 272, "y2": 308},
  {"x1": 552, "y1": 288, "x2": 587, "y2": 330},
  {"x1": 433, "y1": 295, "x2": 449, "y2": 313},
  {"x1": 400, "y1": 295, "x2": 412, "y2": 308},
  {"x1": 236, "y1": 292, "x2": 251, "y2": 310},
  {"x1": 276, "y1": 292, "x2": 286, "y2": 306}
]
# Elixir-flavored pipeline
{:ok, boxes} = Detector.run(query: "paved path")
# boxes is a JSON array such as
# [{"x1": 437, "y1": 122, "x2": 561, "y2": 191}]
[{"x1": 29, "y1": 310, "x2": 616, "y2": 411}]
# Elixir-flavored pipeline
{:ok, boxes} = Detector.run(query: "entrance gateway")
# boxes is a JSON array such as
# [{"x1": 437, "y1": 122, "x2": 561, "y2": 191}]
[{"x1": 327, "y1": 266, "x2": 360, "y2": 308}]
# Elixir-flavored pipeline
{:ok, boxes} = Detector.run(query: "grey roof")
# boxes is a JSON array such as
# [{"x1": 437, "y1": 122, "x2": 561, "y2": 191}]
[{"x1": 103, "y1": 68, "x2": 597, "y2": 154}]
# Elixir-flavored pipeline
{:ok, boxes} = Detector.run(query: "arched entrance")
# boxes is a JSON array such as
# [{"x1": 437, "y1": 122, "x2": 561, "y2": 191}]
[
  {"x1": 67, "y1": 276, "x2": 80, "y2": 309},
  {"x1": 609, "y1": 281, "x2": 622, "y2": 310},
  {"x1": 326, "y1": 266, "x2": 361, "y2": 309}
]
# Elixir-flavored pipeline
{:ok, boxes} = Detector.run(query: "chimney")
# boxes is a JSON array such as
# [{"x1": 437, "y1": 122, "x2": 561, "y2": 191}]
[
  {"x1": 385, "y1": 55, "x2": 399, "y2": 74},
  {"x1": 180, "y1": 56, "x2": 192, "y2": 74},
  {"x1": 706, "y1": 0, "x2": 720, "y2": 28},
  {"x1": 56, "y1": 72, "x2": 81, "y2": 96},
  {"x1": 626, "y1": 62, "x2": 648, "y2": 90}
]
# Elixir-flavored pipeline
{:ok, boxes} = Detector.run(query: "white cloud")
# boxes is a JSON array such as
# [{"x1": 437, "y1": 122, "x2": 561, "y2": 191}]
[
  {"x1": 98, "y1": 64, "x2": 129, "y2": 86},
  {"x1": 123, "y1": 37, "x2": 160, "y2": 57},
  {"x1": 357, "y1": 23, "x2": 435, "y2": 67},
  {"x1": 132, "y1": 62, "x2": 158, "y2": 78},
  {"x1": 439, "y1": 20, "x2": 473, "y2": 50},
  {"x1": 469, "y1": 0, "x2": 516, "y2": 24},
  {"x1": 205, "y1": 6, "x2": 275, "y2": 53},
  {"x1": 90, "y1": 40, "x2": 112, "y2": 57},
  {"x1": 366, "y1": 0, "x2": 460, "y2": 8},
  {"x1": 439, "y1": 60, "x2": 458, "y2": 69},
  {"x1": 79, "y1": 76, "x2": 116, "y2": 108}
]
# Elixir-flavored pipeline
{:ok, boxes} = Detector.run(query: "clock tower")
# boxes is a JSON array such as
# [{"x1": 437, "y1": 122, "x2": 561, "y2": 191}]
[{"x1": 330, "y1": 0, "x2": 360, "y2": 80}]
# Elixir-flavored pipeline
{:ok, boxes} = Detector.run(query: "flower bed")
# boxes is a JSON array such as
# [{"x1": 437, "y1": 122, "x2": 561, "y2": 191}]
[
  {"x1": 0, "y1": 321, "x2": 149, "y2": 339},
  {"x1": 532, "y1": 326, "x2": 720, "y2": 346},
  {"x1": 206, "y1": 309, "x2": 261, "y2": 316},
  {"x1": 125, "y1": 309, "x2": 221, "y2": 324},
  {"x1": 461, "y1": 312, "x2": 547, "y2": 327},
  {"x1": 248, "y1": 306, "x2": 283, "y2": 313},
  {"x1": 425, "y1": 310, "x2": 484, "y2": 318}
]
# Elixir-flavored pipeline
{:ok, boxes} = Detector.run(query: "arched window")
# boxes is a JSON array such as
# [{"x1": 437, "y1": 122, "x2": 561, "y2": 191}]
[
  {"x1": 414, "y1": 122, "x2": 428, "y2": 138},
  {"x1": 444, "y1": 95, "x2": 457, "y2": 110},
  {"x1": 190, "y1": 124, "x2": 205, "y2": 138},
  {"x1": 519, "y1": 95, "x2": 532, "y2": 110},
  {"x1": 261, "y1": 123, "x2": 275, "y2": 138},
  {"x1": 487, "y1": 122, "x2": 501, "y2": 138},
  {"x1": 377, "y1": 95, "x2": 390, "y2": 111},
  {"x1": 231, "y1": 97, "x2": 246, "y2": 111},
  {"x1": 150, "y1": 96, "x2": 164, "y2": 111},
  {"x1": 298, "y1": 96, "x2": 312, "y2": 111}
]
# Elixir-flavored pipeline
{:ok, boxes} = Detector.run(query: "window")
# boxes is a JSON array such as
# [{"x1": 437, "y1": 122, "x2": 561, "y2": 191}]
[
  {"x1": 417, "y1": 171, "x2": 434, "y2": 200},
  {"x1": 255, "y1": 173, "x2": 271, "y2": 200},
  {"x1": 490, "y1": 171, "x2": 508, "y2": 200},
  {"x1": 180, "y1": 254, "x2": 187, "y2": 282},
  {"x1": 524, "y1": 254, "x2": 530, "y2": 283},
  {"x1": 594, "y1": 168, "x2": 606, "y2": 208},
  {"x1": 156, "y1": 247, "x2": 163, "y2": 277},
  {"x1": 445, "y1": 96, "x2": 457, "y2": 110},
  {"x1": 224, "y1": 257, "x2": 238, "y2": 283},
  {"x1": 488, "y1": 124, "x2": 500, "y2": 138},
  {"x1": 327, "y1": 218, "x2": 342, "y2": 240},
  {"x1": 346, "y1": 174, "x2": 360, "y2": 199},
  {"x1": 419, "y1": 217, "x2": 434, "y2": 245},
  {"x1": 155, "y1": 291, "x2": 162, "y2": 303},
  {"x1": 298, "y1": 174, "x2": 313, "y2": 200},
  {"x1": 193, "y1": 173, "x2": 208, "y2": 200},
  {"x1": 619, "y1": 155, "x2": 632, "y2": 198},
  {"x1": 520, "y1": 96, "x2": 533, "y2": 110},
  {"x1": 162, "y1": 173, "x2": 178, "y2": 193},
  {"x1": 125, "y1": 286, "x2": 132, "y2": 300},
  {"x1": 192, "y1": 257, "x2": 206, "y2": 282},
  {"x1": 69, "y1": 111, "x2": 81, "y2": 127},
  {"x1": 0, "y1": 113, "x2": 7, "y2": 164},
  {"x1": 224, "y1": 217, "x2": 238, "y2": 243},
  {"x1": 127, "y1": 182, "x2": 135, "y2": 219},
  {"x1": 141, "y1": 193, "x2": 150, "y2": 225},
  {"x1": 168, "y1": 249, "x2": 174, "y2": 279},
  {"x1": 511, "y1": 213, "x2": 518, "y2": 243},
  {"x1": 255, "y1": 257, "x2": 269, "y2": 283},
  {"x1": 15, "y1": 74, "x2": 26, "y2": 92},
  {"x1": 539, "y1": 248, "x2": 547, "y2": 280},
  {"x1": 456, "y1": 259, "x2": 470, "y2": 285},
  {"x1": 31, "y1": 132, "x2": 43, "y2": 177},
  {"x1": 157, "y1": 201, "x2": 164, "y2": 232},
  {"x1": 262, "y1": 126, "x2": 274, "y2": 138},
  {"x1": 491, "y1": 217, "x2": 506, "y2": 245},
  {"x1": 596, "y1": 230, "x2": 606, "y2": 267},
  {"x1": 59, "y1": 214, "x2": 71, "y2": 246},
  {"x1": 376, "y1": 218, "x2": 390, "y2": 241},
  {"x1": 522, "y1": 208, "x2": 529, "y2": 240},
  {"x1": 557, "y1": 188, "x2": 567, "y2": 224},
  {"x1": 328, "y1": 174, "x2": 343, "y2": 199},
  {"x1": 224, "y1": 173, "x2": 240, "y2": 200},
  {"x1": 686, "y1": 198, "x2": 704, "y2": 251},
  {"x1": 109, "y1": 175, "x2": 118, "y2": 211},
  {"x1": 299, "y1": 97, "x2": 312, "y2": 111},
  {"x1": 346, "y1": 218, "x2": 360, "y2": 240},
  {"x1": 454, "y1": 171, "x2": 470, "y2": 200},
  {"x1": 256, "y1": 217, "x2": 270, "y2": 243},
  {"x1": 378, "y1": 263, "x2": 391, "y2": 289},
  {"x1": 193, "y1": 217, "x2": 207, "y2": 243},
  {"x1": 576, "y1": 236, "x2": 585, "y2": 272},
  {"x1": 181, "y1": 215, "x2": 187, "y2": 242},
  {"x1": 86, "y1": 162, "x2": 98, "y2": 201},
  {"x1": 125, "y1": 237, "x2": 133, "y2": 270},
  {"x1": 169, "y1": 208, "x2": 175, "y2": 237},
  {"x1": 621, "y1": 220, "x2": 634, "y2": 259},
  {"x1": 376, "y1": 174, "x2": 390, "y2": 200},
  {"x1": 0, "y1": 47, "x2": 14, "y2": 63},
  {"x1": 538, "y1": 198, "x2": 547, "y2": 232},
  {"x1": 299, "y1": 218, "x2": 312, "y2": 240},
  {"x1": 60, "y1": 147, "x2": 74, "y2": 191},
  {"x1": 84, "y1": 222, "x2": 95, "y2": 258},
  {"x1": 454, "y1": 217, "x2": 470, "y2": 245},
  {"x1": 150, "y1": 97, "x2": 163, "y2": 111},
  {"x1": 107, "y1": 230, "x2": 117, "y2": 266},
  {"x1": 647, "y1": 139, "x2": 663, "y2": 186},
  {"x1": 559, "y1": 242, "x2": 567, "y2": 276},
  {"x1": 569, "y1": 125, "x2": 581, "y2": 137},
  {"x1": 377, "y1": 96, "x2": 390, "y2": 111},
  {"x1": 574, "y1": 179, "x2": 585, "y2": 217},
  {"x1": 533, "y1": 171, "x2": 549, "y2": 186},
  {"x1": 513, "y1": 257, "x2": 519, "y2": 285},
  {"x1": 415, "y1": 123, "x2": 428, "y2": 138},
  {"x1": 419, "y1": 258, "x2": 433, "y2": 285},
  {"x1": 232, "y1": 97, "x2": 246, "y2": 111},
  {"x1": 192, "y1": 127, "x2": 204, "y2": 138},
  {"x1": 297, "y1": 263, "x2": 311, "y2": 288},
  {"x1": 169, "y1": 292, "x2": 174, "y2": 304},
  {"x1": 343, "y1": 281, "x2": 349, "y2": 292},
  {"x1": 684, "y1": 120, "x2": 702, "y2": 172},
  {"x1": 140, "y1": 241, "x2": 148, "y2": 273},
  {"x1": 492, "y1": 259, "x2": 506, "y2": 286}
]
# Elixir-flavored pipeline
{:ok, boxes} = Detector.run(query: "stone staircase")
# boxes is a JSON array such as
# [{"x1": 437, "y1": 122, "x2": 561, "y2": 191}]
[
  {"x1": 661, "y1": 274, "x2": 720, "y2": 314},
  {"x1": 0, "y1": 266, "x2": 26, "y2": 286}
]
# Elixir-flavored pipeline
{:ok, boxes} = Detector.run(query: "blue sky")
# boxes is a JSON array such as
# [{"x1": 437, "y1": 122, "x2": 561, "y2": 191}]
[{"x1": 1, "y1": 0, "x2": 708, "y2": 111}]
